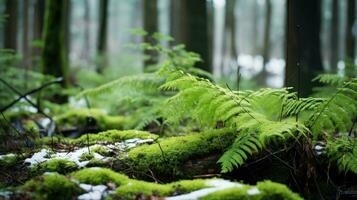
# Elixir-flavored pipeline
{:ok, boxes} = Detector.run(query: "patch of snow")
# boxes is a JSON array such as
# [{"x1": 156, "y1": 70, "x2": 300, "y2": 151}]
[
  {"x1": 78, "y1": 184, "x2": 108, "y2": 200},
  {"x1": 314, "y1": 145, "x2": 324, "y2": 151},
  {"x1": 247, "y1": 187, "x2": 260, "y2": 195},
  {"x1": 38, "y1": 118, "x2": 51, "y2": 128},
  {"x1": 165, "y1": 179, "x2": 242, "y2": 200}
]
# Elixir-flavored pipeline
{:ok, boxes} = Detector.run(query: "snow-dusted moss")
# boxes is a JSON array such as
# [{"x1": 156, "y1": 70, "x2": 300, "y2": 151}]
[
  {"x1": 31, "y1": 159, "x2": 78, "y2": 174},
  {"x1": 125, "y1": 128, "x2": 236, "y2": 179},
  {"x1": 39, "y1": 129, "x2": 158, "y2": 146},
  {"x1": 199, "y1": 180, "x2": 302, "y2": 200}
]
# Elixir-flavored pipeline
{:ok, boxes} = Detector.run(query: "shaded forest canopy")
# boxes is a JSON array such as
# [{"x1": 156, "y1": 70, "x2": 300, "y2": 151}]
[{"x1": 0, "y1": 0, "x2": 356, "y2": 200}]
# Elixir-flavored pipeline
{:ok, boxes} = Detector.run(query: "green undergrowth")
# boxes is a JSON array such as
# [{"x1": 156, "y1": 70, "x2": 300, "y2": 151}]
[
  {"x1": 39, "y1": 129, "x2": 158, "y2": 146},
  {"x1": 200, "y1": 181, "x2": 301, "y2": 200},
  {"x1": 126, "y1": 128, "x2": 237, "y2": 179},
  {"x1": 54, "y1": 108, "x2": 129, "y2": 130}
]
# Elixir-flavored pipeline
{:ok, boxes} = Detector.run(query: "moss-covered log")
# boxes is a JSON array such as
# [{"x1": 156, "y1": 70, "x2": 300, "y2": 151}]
[{"x1": 124, "y1": 128, "x2": 237, "y2": 180}]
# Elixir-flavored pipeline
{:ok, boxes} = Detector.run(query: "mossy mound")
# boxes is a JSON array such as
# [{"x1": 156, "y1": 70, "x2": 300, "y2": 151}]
[
  {"x1": 21, "y1": 173, "x2": 83, "y2": 200},
  {"x1": 54, "y1": 108, "x2": 129, "y2": 131},
  {"x1": 200, "y1": 180, "x2": 302, "y2": 200},
  {"x1": 125, "y1": 128, "x2": 237, "y2": 180},
  {"x1": 31, "y1": 159, "x2": 78, "y2": 175},
  {"x1": 72, "y1": 168, "x2": 207, "y2": 200},
  {"x1": 39, "y1": 129, "x2": 158, "y2": 146}
]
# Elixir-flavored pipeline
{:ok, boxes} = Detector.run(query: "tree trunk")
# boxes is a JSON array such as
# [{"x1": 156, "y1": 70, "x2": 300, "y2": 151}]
[
  {"x1": 170, "y1": 0, "x2": 212, "y2": 72},
  {"x1": 97, "y1": 0, "x2": 109, "y2": 73},
  {"x1": 82, "y1": 0, "x2": 90, "y2": 63},
  {"x1": 41, "y1": 0, "x2": 69, "y2": 102},
  {"x1": 22, "y1": 0, "x2": 30, "y2": 69},
  {"x1": 330, "y1": 0, "x2": 339, "y2": 73},
  {"x1": 32, "y1": 0, "x2": 45, "y2": 63},
  {"x1": 143, "y1": 0, "x2": 158, "y2": 70},
  {"x1": 345, "y1": 0, "x2": 356, "y2": 61},
  {"x1": 257, "y1": 0, "x2": 272, "y2": 86},
  {"x1": 221, "y1": 0, "x2": 238, "y2": 75},
  {"x1": 4, "y1": 0, "x2": 18, "y2": 50},
  {"x1": 284, "y1": 0, "x2": 323, "y2": 97}
]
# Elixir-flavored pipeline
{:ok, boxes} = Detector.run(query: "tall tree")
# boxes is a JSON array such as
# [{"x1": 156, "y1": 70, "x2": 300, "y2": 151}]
[
  {"x1": 285, "y1": 0, "x2": 323, "y2": 97},
  {"x1": 4, "y1": 0, "x2": 18, "y2": 50},
  {"x1": 330, "y1": 0, "x2": 339, "y2": 73},
  {"x1": 256, "y1": 0, "x2": 272, "y2": 86},
  {"x1": 41, "y1": 0, "x2": 69, "y2": 97},
  {"x1": 22, "y1": 0, "x2": 30, "y2": 69},
  {"x1": 82, "y1": 0, "x2": 90, "y2": 63},
  {"x1": 221, "y1": 0, "x2": 238, "y2": 75},
  {"x1": 97, "y1": 0, "x2": 109, "y2": 73},
  {"x1": 170, "y1": 0, "x2": 212, "y2": 72},
  {"x1": 32, "y1": 0, "x2": 45, "y2": 62},
  {"x1": 345, "y1": 0, "x2": 356, "y2": 61},
  {"x1": 143, "y1": 0, "x2": 158, "y2": 69}
]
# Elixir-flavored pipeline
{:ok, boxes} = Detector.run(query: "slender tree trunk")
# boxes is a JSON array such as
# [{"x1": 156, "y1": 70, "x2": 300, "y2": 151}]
[
  {"x1": 4, "y1": 0, "x2": 18, "y2": 50},
  {"x1": 170, "y1": 0, "x2": 212, "y2": 72},
  {"x1": 345, "y1": 0, "x2": 356, "y2": 61},
  {"x1": 22, "y1": 0, "x2": 30, "y2": 69},
  {"x1": 257, "y1": 0, "x2": 272, "y2": 86},
  {"x1": 63, "y1": 0, "x2": 71, "y2": 65},
  {"x1": 252, "y1": 0, "x2": 259, "y2": 55},
  {"x1": 330, "y1": 0, "x2": 339, "y2": 73},
  {"x1": 221, "y1": 0, "x2": 238, "y2": 75},
  {"x1": 41, "y1": 0, "x2": 69, "y2": 102},
  {"x1": 285, "y1": 0, "x2": 323, "y2": 97},
  {"x1": 32, "y1": 0, "x2": 45, "y2": 63},
  {"x1": 143, "y1": 0, "x2": 158, "y2": 70},
  {"x1": 97, "y1": 0, "x2": 109, "y2": 73},
  {"x1": 82, "y1": 0, "x2": 90, "y2": 63}
]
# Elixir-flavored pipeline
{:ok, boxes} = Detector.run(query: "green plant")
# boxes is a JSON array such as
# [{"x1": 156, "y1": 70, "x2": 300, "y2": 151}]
[{"x1": 158, "y1": 69, "x2": 357, "y2": 173}]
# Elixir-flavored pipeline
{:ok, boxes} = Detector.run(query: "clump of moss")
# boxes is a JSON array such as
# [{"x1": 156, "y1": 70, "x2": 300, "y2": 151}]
[
  {"x1": 79, "y1": 152, "x2": 94, "y2": 161},
  {"x1": 22, "y1": 173, "x2": 83, "y2": 200},
  {"x1": 199, "y1": 181, "x2": 302, "y2": 200},
  {"x1": 90, "y1": 145, "x2": 110, "y2": 156},
  {"x1": 38, "y1": 129, "x2": 158, "y2": 146},
  {"x1": 0, "y1": 154, "x2": 18, "y2": 167},
  {"x1": 126, "y1": 128, "x2": 236, "y2": 179},
  {"x1": 256, "y1": 180, "x2": 302, "y2": 200},
  {"x1": 23, "y1": 120, "x2": 40, "y2": 138},
  {"x1": 71, "y1": 168, "x2": 129, "y2": 186},
  {"x1": 31, "y1": 159, "x2": 78, "y2": 175},
  {"x1": 72, "y1": 168, "x2": 207, "y2": 200},
  {"x1": 54, "y1": 108, "x2": 128, "y2": 130}
]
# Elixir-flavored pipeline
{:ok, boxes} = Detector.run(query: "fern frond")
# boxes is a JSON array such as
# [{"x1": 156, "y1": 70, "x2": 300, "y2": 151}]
[
  {"x1": 313, "y1": 74, "x2": 348, "y2": 86},
  {"x1": 326, "y1": 136, "x2": 357, "y2": 174},
  {"x1": 218, "y1": 132, "x2": 262, "y2": 173}
]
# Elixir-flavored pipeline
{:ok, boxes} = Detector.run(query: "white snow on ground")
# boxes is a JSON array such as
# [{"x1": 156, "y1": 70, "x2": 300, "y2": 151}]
[
  {"x1": 24, "y1": 138, "x2": 154, "y2": 168},
  {"x1": 78, "y1": 184, "x2": 108, "y2": 200},
  {"x1": 247, "y1": 187, "x2": 260, "y2": 195},
  {"x1": 165, "y1": 179, "x2": 243, "y2": 200}
]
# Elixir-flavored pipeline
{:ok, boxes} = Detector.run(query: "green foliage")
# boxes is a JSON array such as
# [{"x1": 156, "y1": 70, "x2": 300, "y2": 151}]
[
  {"x1": 326, "y1": 136, "x2": 357, "y2": 174},
  {"x1": 159, "y1": 69, "x2": 309, "y2": 172},
  {"x1": 22, "y1": 173, "x2": 83, "y2": 200}
]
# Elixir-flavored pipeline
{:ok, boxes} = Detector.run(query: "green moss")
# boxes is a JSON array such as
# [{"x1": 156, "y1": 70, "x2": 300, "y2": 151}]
[
  {"x1": 126, "y1": 128, "x2": 236, "y2": 179},
  {"x1": 71, "y1": 168, "x2": 129, "y2": 186},
  {"x1": 54, "y1": 108, "x2": 129, "y2": 130},
  {"x1": 32, "y1": 159, "x2": 78, "y2": 174},
  {"x1": 90, "y1": 145, "x2": 110, "y2": 156},
  {"x1": 256, "y1": 180, "x2": 302, "y2": 200},
  {"x1": 199, "y1": 181, "x2": 302, "y2": 200},
  {"x1": 199, "y1": 186, "x2": 255, "y2": 200},
  {"x1": 0, "y1": 154, "x2": 18, "y2": 167},
  {"x1": 22, "y1": 173, "x2": 83, "y2": 200},
  {"x1": 72, "y1": 168, "x2": 207, "y2": 200},
  {"x1": 23, "y1": 120, "x2": 40, "y2": 138},
  {"x1": 79, "y1": 152, "x2": 94, "y2": 161},
  {"x1": 39, "y1": 129, "x2": 158, "y2": 146}
]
